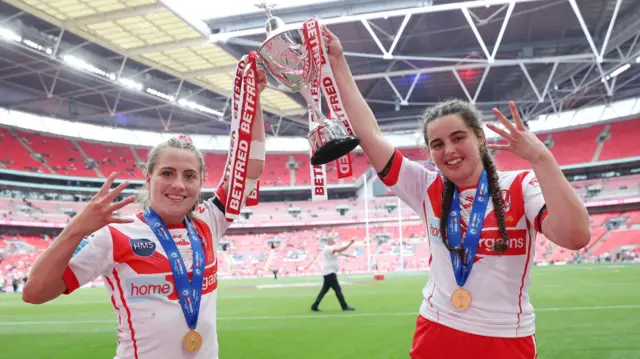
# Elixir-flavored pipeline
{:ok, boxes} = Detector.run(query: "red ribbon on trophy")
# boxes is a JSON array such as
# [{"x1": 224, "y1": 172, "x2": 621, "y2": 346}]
[
  {"x1": 302, "y1": 18, "x2": 355, "y2": 201},
  {"x1": 222, "y1": 51, "x2": 260, "y2": 220}
]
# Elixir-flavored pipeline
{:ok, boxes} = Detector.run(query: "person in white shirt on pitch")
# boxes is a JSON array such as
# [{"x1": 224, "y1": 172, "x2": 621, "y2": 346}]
[{"x1": 311, "y1": 235, "x2": 356, "y2": 312}]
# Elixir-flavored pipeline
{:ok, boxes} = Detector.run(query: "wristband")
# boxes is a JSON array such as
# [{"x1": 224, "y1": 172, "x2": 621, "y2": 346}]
[
  {"x1": 249, "y1": 140, "x2": 266, "y2": 161},
  {"x1": 246, "y1": 178, "x2": 258, "y2": 188}
]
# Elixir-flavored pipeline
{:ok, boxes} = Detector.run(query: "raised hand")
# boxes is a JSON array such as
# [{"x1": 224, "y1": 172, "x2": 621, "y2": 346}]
[
  {"x1": 257, "y1": 67, "x2": 267, "y2": 93},
  {"x1": 321, "y1": 24, "x2": 344, "y2": 65},
  {"x1": 486, "y1": 101, "x2": 552, "y2": 165},
  {"x1": 71, "y1": 172, "x2": 136, "y2": 236}
]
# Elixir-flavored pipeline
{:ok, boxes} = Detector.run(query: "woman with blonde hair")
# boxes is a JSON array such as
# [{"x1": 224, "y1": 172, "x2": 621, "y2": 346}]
[{"x1": 22, "y1": 69, "x2": 269, "y2": 359}]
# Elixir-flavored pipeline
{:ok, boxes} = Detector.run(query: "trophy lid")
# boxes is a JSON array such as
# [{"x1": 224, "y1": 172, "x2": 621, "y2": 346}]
[
  {"x1": 255, "y1": 2, "x2": 285, "y2": 37},
  {"x1": 255, "y1": 1, "x2": 307, "y2": 92}
]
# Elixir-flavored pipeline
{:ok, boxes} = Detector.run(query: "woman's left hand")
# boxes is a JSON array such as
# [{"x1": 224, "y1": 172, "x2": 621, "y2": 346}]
[
  {"x1": 257, "y1": 67, "x2": 267, "y2": 93},
  {"x1": 486, "y1": 101, "x2": 552, "y2": 164}
]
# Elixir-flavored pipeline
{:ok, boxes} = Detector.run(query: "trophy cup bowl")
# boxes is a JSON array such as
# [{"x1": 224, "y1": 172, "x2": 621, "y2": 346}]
[{"x1": 256, "y1": 8, "x2": 359, "y2": 166}]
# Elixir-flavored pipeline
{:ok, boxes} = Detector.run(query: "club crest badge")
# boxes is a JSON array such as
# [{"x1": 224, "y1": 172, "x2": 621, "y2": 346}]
[{"x1": 500, "y1": 190, "x2": 512, "y2": 212}]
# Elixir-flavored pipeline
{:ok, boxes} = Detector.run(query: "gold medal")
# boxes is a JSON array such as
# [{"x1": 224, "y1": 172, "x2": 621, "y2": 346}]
[
  {"x1": 183, "y1": 329, "x2": 203, "y2": 353},
  {"x1": 451, "y1": 288, "x2": 472, "y2": 311}
]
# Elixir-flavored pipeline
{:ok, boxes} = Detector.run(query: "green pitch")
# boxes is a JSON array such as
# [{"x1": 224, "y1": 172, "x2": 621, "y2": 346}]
[{"x1": 1, "y1": 264, "x2": 639, "y2": 359}]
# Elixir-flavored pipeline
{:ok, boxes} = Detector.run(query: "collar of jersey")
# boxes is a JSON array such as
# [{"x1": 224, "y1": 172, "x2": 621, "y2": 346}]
[{"x1": 457, "y1": 185, "x2": 477, "y2": 192}]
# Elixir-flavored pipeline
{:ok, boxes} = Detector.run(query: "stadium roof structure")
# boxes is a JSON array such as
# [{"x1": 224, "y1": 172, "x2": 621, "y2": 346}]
[{"x1": 0, "y1": 0, "x2": 639, "y2": 138}]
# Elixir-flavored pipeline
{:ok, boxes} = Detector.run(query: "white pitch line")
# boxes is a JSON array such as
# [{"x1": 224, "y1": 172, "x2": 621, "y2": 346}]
[
  {"x1": 535, "y1": 304, "x2": 640, "y2": 312},
  {"x1": 217, "y1": 304, "x2": 640, "y2": 320},
  {"x1": 1, "y1": 304, "x2": 639, "y2": 326}
]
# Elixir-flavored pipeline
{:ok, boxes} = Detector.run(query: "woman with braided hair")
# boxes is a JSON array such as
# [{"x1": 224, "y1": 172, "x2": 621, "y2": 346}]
[{"x1": 321, "y1": 25, "x2": 591, "y2": 358}]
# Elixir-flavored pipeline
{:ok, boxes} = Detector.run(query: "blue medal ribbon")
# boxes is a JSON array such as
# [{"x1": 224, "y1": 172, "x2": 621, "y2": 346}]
[
  {"x1": 143, "y1": 206, "x2": 205, "y2": 330},
  {"x1": 447, "y1": 170, "x2": 490, "y2": 287}
]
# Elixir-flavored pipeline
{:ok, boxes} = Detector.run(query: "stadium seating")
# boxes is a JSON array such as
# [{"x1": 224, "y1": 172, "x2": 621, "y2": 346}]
[
  {"x1": 599, "y1": 120, "x2": 640, "y2": 161},
  {"x1": 546, "y1": 125, "x2": 605, "y2": 165},
  {"x1": 0, "y1": 117, "x2": 638, "y2": 186},
  {"x1": 624, "y1": 211, "x2": 640, "y2": 225},
  {"x1": 0, "y1": 128, "x2": 50, "y2": 174},
  {"x1": 75, "y1": 140, "x2": 142, "y2": 179},
  {"x1": 3, "y1": 205, "x2": 639, "y2": 277},
  {"x1": 14, "y1": 130, "x2": 97, "y2": 177},
  {"x1": 1, "y1": 117, "x2": 640, "y2": 278},
  {"x1": 589, "y1": 229, "x2": 640, "y2": 256}
]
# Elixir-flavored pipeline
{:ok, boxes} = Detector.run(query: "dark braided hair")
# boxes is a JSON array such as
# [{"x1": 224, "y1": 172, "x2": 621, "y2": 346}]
[{"x1": 422, "y1": 99, "x2": 509, "y2": 254}]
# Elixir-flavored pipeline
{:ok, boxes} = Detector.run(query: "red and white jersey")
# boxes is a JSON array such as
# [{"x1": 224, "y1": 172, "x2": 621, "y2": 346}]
[
  {"x1": 380, "y1": 150, "x2": 548, "y2": 338},
  {"x1": 62, "y1": 186, "x2": 247, "y2": 359}
]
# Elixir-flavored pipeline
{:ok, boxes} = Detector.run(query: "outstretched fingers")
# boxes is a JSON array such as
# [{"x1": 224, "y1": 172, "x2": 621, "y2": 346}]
[
  {"x1": 321, "y1": 24, "x2": 332, "y2": 36},
  {"x1": 491, "y1": 107, "x2": 519, "y2": 136},
  {"x1": 110, "y1": 195, "x2": 136, "y2": 212},
  {"x1": 487, "y1": 143, "x2": 512, "y2": 151},
  {"x1": 97, "y1": 172, "x2": 118, "y2": 196},
  {"x1": 321, "y1": 25, "x2": 335, "y2": 45},
  {"x1": 105, "y1": 180, "x2": 130, "y2": 203},
  {"x1": 485, "y1": 122, "x2": 514, "y2": 142},
  {"x1": 107, "y1": 215, "x2": 135, "y2": 224},
  {"x1": 257, "y1": 68, "x2": 267, "y2": 81},
  {"x1": 103, "y1": 195, "x2": 136, "y2": 225},
  {"x1": 509, "y1": 101, "x2": 526, "y2": 131}
]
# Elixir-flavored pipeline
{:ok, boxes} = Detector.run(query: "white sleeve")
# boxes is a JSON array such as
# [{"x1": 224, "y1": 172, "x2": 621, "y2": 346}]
[
  {"x1": 62, "y1": 226, "x2": 113, "y2": 294},
  {"x1": 522, "y1": 171, "x2": 548, "y2": 233},
  {"x1": 195, "y1": 180, "x2": 258, "y2": 243},
  {"x1": 378, "y1": 149, "x2": 438, "y2": 215}
]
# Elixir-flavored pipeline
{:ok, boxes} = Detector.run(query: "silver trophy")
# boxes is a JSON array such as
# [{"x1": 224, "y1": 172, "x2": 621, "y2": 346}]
[{"x1": 255, "y1": 3, "x2": 359, "y2": 166}]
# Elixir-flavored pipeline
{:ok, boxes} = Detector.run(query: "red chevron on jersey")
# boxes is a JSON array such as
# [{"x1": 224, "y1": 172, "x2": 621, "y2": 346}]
[{"x1": 110, "y1": 226, "x2": 172, "y2": 274}]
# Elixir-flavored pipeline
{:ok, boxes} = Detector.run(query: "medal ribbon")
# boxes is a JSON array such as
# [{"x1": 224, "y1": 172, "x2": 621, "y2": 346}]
[
  {"x1": 143, "y1": 206, "x2": 205, "y2": 330},
  {"x1": 303, "y1": 18, "x2": 354, "y2": 187},
  {"x1": 223, "y1": 51, "x2": 259, "y2": 218},
  {"x1": 447, "y1": 169, "x2": 490, "y2": 287}
]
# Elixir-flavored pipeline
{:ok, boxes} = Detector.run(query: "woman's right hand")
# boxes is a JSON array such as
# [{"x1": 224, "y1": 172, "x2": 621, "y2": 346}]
[
  {"x1": 71, "y1": 172, "x2": 136, "y2": 236},
  {"x1": 322, "y1": 24, "x2": 344, "y2": 65}
]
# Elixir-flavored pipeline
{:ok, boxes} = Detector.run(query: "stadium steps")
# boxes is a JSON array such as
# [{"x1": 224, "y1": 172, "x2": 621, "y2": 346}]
[
  {"x1": 289, "y1": 161, "x2": 298, "y2": 186},
  {"x1": 221, "y1": 251, "x2": 235, "y2": 272},
  {"x1": 299, "y1": 249, "x2": 322, "y2": 274},
  {"x1": 263, "y1": 249, "x2": 275, "y2": 272},
  {"x1": 587, "y1": 229, "x2": 614, "y2": 254},
  {"x1": 587, "y1": 227, "x2": 609, "y2": 250},
  {"x1": 130, "y1": 146, "x2": 144, "y2": 167},
  {"x1": 370, "y1": 242, "x2": 385, "y2": 265},
  {"x1": 10, "y1": 128, "x2": 54, "y2": 174},
  {"x1": 592, "y1": 125, "x2": 611, "y2": 162},
  {"x1": 306, "y1": 249, "x2": 322, "y2": 272},
  {"x1": 72, "y1": 140, "x2": 105, "y2": 178}
]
